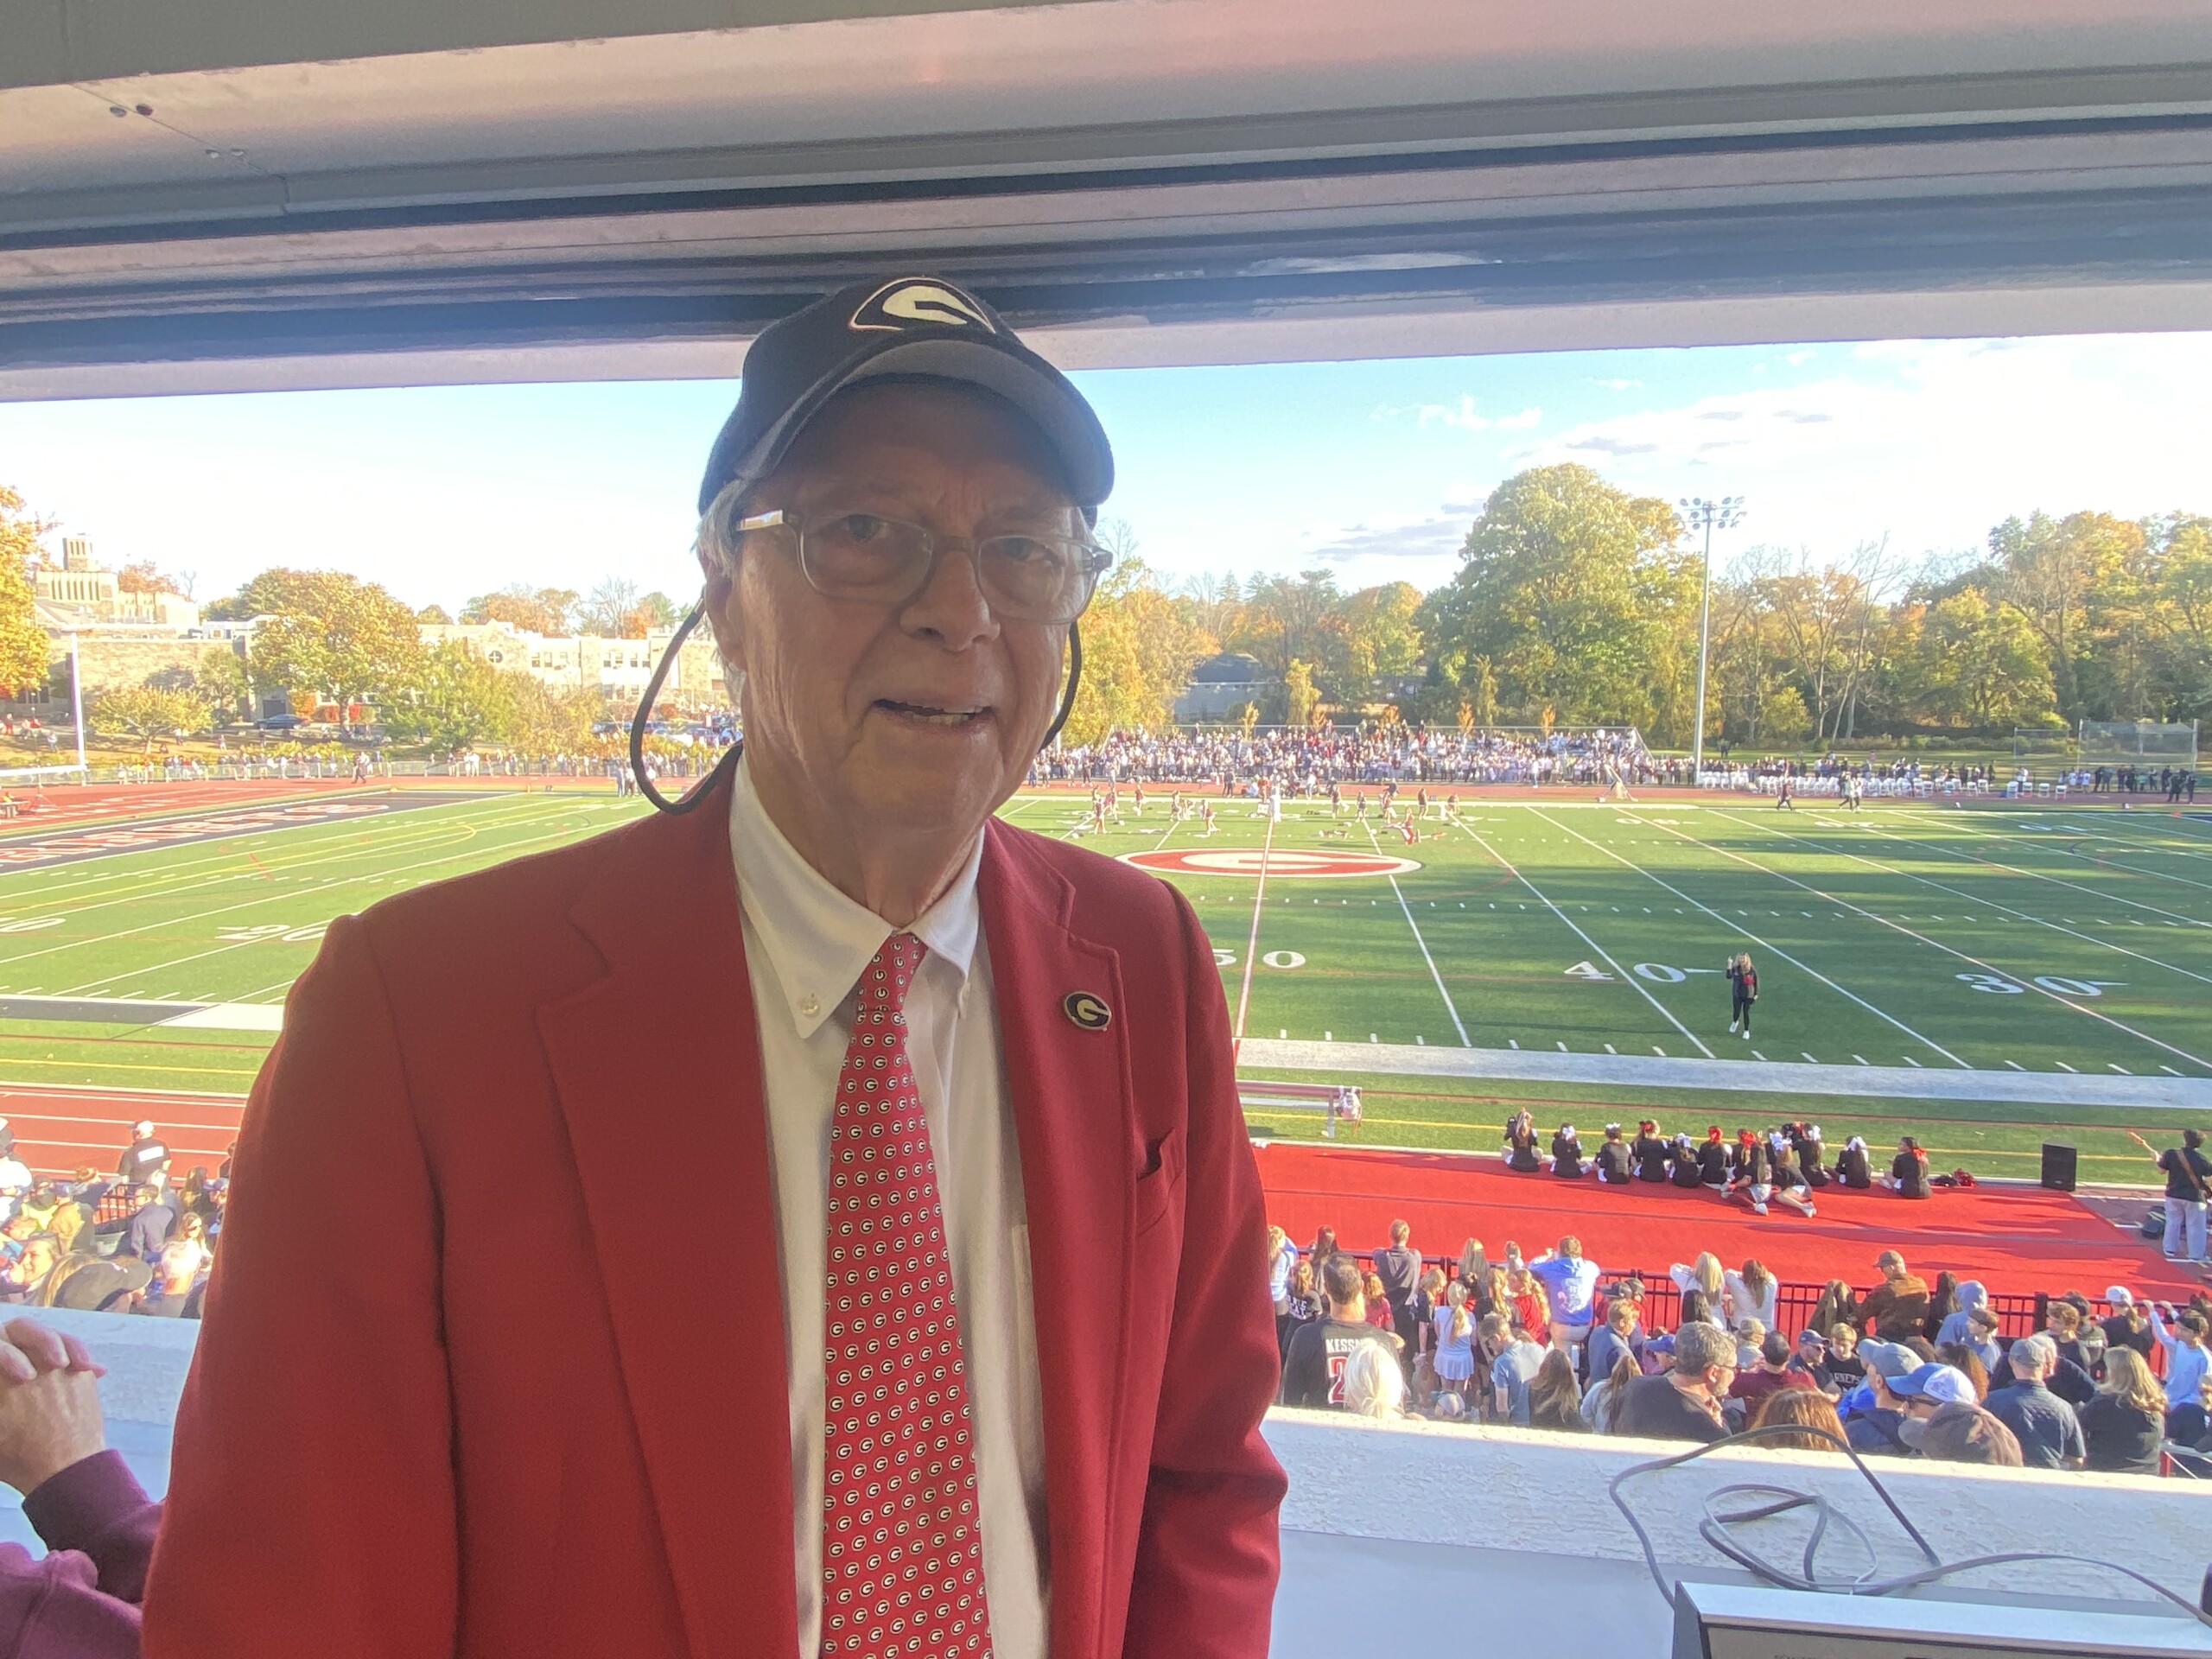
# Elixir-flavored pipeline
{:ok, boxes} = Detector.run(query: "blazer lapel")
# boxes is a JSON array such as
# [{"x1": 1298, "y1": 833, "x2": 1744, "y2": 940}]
[
  {"x1": 537, "y1": 777, "x2": 798, "y2": 1659},
  {"x1": 980, "y1": 822, "x2": 1135, "y2": 1659}
]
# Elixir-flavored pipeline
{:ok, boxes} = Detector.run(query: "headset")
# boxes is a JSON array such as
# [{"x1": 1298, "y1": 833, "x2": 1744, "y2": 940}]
[{"x1": 627, "y1": 596, "x2": 1084, "y2": 815}]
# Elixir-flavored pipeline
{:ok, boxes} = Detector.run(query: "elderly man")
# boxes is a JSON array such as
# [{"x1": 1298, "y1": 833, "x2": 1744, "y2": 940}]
[
  {"x1": 1984, "y1": 1335, "x2": 2087, "y2": 1470},
  {"x1": 146, "y1": 277, "x2": 1286, "y2": 1659},
  {"x1": 1610, "y1": 1321, "x2": 1733, "y2": 1443}
]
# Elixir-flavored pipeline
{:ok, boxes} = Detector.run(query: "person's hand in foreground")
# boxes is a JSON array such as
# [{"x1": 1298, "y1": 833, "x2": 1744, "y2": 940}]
[
  {"x1": 0, "y1": 1319, "x2": 106, "y2": 1497},
  {"x1": 0, "y1": 1314, "x2": 160, "y2": 1656}
]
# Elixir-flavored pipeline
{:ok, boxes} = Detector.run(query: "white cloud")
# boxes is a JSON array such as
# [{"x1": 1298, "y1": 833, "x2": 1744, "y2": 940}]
[
  {"x1": 1591, "y1": 378, "x2": 1643, "y2": 391},
  {"x1": 1299, "y1": 513, "x2": 1466, "y2": 564},
  {"x1": 1516, "y1": 334, "x2": 2212, "y2": 560},
  {"x1": 1374, "y1": 395, "x2": 1541, "y2": 432}
]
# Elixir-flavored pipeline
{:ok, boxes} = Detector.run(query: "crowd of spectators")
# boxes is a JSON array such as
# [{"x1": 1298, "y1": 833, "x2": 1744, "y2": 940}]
[
  {"x1": 1035, "y1": 725, "x2": 1668, "y2": 790},
  {"x1": 0, "y1": 1121, "x2": 224, "y2": 1319},
  {"x1": 1699, "y1": 753, "x2": 2007, "y2": 797},
  {"x1": 1270, "y1": 1217, "x2": 2212, "y2": 1480},
  {"x1": 2063, "y1": 766, "x2": 2200, "y2": 800}
]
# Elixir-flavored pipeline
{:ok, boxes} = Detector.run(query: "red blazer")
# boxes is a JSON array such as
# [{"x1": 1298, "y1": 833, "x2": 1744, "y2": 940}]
[{"x1": 143, "y1": 775, "x2": 1284, "y2": 1658}]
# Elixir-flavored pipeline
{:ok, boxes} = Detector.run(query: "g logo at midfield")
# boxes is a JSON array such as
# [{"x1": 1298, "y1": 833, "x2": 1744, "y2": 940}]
[
  {"x1": 1062, "y1": 991, "x2": 1112, "y2": 1032},
  {"x1": 849, "y1": 278, "x2": 1000, "y2": 334}
]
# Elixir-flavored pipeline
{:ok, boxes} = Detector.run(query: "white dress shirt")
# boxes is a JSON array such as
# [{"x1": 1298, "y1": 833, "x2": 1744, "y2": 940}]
[{"x1": 728, "y1": 757, "x2": 1048, "y2": 1659}]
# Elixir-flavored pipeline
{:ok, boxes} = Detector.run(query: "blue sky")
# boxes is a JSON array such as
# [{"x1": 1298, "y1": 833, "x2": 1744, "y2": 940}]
[{"x1": 4, "y1": 331, "x2": 2209, "y2": 612}]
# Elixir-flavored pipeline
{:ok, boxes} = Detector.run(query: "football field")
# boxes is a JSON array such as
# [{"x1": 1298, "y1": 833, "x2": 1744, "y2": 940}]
[{"x1": 3, "y1": 782, "x2": 2209, "y2": 1184}]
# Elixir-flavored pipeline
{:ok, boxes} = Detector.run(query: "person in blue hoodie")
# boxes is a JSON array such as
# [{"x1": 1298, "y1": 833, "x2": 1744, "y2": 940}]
[{"x1": 1934, "y1": 1280, "x2": 1987, "y2": 1347}]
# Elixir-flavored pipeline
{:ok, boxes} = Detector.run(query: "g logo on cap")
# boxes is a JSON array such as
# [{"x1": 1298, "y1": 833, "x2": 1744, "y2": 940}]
[
  {"x1": 850, "y1": 278, "x2": 1000, "y2": 334},
  {"x1": 1062, "y1": 991, "x2": 1111, "y2": 1032}
]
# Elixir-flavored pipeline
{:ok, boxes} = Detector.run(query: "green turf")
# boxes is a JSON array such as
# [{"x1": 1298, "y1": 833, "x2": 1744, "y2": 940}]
[
  {"x1": 1047, "y1": 795, "x2": 2212, "y2": 1072},
  {"x1": 0, "y1": 792, "x2": 645, "y2": 1087},
  {"x1": 5, "y1": 786, "x2": 2209, "y2": 1173}
]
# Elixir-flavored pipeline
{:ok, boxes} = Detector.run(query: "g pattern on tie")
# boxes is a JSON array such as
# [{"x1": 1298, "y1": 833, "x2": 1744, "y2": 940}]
[{"x1": 821, "y1": 932, "x2": 994, "y2": 1659}]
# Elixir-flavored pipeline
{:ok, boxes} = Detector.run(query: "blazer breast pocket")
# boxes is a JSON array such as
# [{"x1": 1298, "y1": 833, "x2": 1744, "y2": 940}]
[{"x1": 1132, "y1": 1128, "x2": 1185, "y2": 1239}]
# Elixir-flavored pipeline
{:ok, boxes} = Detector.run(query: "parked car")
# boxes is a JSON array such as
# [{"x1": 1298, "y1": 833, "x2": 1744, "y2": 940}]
[{"x1": 254, "y1": 714, "x2": 308, "y2": 731}]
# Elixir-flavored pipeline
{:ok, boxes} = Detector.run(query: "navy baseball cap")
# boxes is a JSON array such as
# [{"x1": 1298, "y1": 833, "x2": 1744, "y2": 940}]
[{"x1": 696, "y1": 276, "x2": 1115, "y2": 516}]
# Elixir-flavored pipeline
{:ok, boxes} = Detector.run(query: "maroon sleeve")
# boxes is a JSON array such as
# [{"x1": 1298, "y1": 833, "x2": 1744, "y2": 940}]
[
  {"x1": 1122, "y1": 887, "x2": 1286, "y2": 1659},
  {"x1": 21, "y1": 1452, "x2": 159, "y2": 1605},
  {"x1": 0, "y1": 1541, "x2": 141, "y2": 1659}
]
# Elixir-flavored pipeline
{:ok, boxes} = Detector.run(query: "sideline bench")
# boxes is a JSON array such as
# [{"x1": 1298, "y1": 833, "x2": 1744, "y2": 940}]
[{"x1": 1238, "y1": 1079, "x2": 1361, "y2": 1139}]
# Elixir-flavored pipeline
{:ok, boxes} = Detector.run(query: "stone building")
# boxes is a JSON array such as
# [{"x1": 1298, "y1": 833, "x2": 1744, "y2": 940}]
[
  {"x1": 8, "y1": 537, "x2": 226, "y2": 721},
  {"x1": 419, "y1": 620, "x2": 727, "y2": 708},
  {"x1": 32, "y1": 536, "x2": 201, "y2": 630}
]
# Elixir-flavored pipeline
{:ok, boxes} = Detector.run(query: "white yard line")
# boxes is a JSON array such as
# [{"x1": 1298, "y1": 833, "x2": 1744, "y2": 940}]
[
  {"x1": 6, "y1": 811, "x2": 582, "y2": 985},
  {"x1": 1885, "y1": 807, "x2": 2212, "y2": 900},
  {"x1": 1, "y1": 793, "x2": 512, "y2": 907},
  {"x1": 0, "y1": 796, "x2": 551, "y2": 946},
  {"x1": 1234, "y1": 1038, "x2": 2212, "y2": 1108},
  {"x1": 1540, "y1": 807, "x2": 1968, "y2": 1068},
  {"x1": 1713, "y1": 810, "x2": 2212, "y2": 993},
  {"x1": 1880, "y1": 808, "x2": 2212, "y2": 917},
  {"x1": 1359, "y1": 820, "x2": 1471, "y2": 1046},
  {"x1": 1452, "y1": 817, "x2": 1713, "y2": 1058},
  {"x1": 2035, "y1": 811, "x2": 2212, "y2": 862},
  {"x1": 1644, "y1": 811, "x2": 2212, "y2": 1072},
  {"x1": 1230, "y1": 814, "x2": 1274, "y2": 1051}
]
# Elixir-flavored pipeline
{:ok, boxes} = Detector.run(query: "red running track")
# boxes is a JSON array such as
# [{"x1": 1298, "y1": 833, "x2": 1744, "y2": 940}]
[
  {"x1": 0, "y1": 778, "x2": 358, "y2": 829},
  {"x1": 6, "y1": 1084, "x2": 2198, "y2": 1306},
  {"x1": 1256, "y1": 1141, "x2": 2202, "y2": 1302},
  {"x1": 0, "y1": 1084, "x2": 245, "y2": 1181}
]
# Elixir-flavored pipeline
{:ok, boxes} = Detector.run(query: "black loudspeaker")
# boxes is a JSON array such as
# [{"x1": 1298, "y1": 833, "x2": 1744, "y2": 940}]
[{"x1": 2041, "y1": 1141, "x2": 2078, "y2": 1192}]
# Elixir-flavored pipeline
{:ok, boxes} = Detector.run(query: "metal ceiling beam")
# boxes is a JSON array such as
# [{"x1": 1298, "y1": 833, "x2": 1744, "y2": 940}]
[{"x1": 9, "y1": 10, "x2": 2212, "y2": 395}]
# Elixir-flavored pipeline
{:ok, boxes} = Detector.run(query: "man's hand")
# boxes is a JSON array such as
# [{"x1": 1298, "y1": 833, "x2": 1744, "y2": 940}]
[{"x1": 0, "y1": 1317, "x2": 108, "y2": 1496}]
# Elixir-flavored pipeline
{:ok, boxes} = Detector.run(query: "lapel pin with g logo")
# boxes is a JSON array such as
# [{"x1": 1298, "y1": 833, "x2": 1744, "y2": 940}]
[{"x1": 1062, "y1": 991, "x2": 1112, "y2": 1031}]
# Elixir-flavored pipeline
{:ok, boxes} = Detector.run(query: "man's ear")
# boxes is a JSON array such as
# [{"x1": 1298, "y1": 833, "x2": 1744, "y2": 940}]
[{"x1": 700, "y1": 559, "x2": 747, "y2": 677}]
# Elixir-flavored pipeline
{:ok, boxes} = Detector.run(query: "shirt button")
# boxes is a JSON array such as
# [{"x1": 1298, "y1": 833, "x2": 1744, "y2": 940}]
[{"x1": 800, "y1": 994, "x2": 821, "y2": 1018}]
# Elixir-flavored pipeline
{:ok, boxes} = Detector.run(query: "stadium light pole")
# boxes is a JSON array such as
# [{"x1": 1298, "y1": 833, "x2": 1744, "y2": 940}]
[
  {"x1": 1679, "y1": 495, "x2": 1745, "y2": 781},
  {"x1": 67, "y1": 632, "x2": 87, "y2": 782}
]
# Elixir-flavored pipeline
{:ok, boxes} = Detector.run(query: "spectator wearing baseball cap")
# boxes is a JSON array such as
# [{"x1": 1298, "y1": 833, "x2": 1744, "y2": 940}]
[
  {"x1": 1785, "y1": 1329, "x2": 1834, "y2": 1395},
  {"x1": 2101, "y1": 1285, "x2": 2154, "y2": 1361},
  {"x1": 1891, "y1": 1363, "x2": 1977, "y2": 1414},
  {"x1": 148, "y1": 276, "x2": 1291, "y2": 1659},
  {"x1": 1858, "y1": 1251, "x2": 1930, "y2": 1344},
  {"x1": 1839, "y1": 1340, "x2": 1917, "y2": 1455},
  {"x1": 1984, "y1": 1335, "x2": 2088, "y2": 1470},
  {"x1": 115, "y1": 1124, "x2": 168, "y2": 1195}
]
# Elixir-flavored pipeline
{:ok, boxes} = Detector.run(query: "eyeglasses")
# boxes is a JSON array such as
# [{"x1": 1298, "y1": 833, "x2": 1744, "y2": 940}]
[{"x1": 735, "y1": 506, "x2": 1110, "y2": 625}]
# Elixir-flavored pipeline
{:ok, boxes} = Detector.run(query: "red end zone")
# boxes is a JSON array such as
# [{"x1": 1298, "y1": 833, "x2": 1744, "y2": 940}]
[{"x1": 1122, "y1": 849, "x2": 1421, "y2": 879}]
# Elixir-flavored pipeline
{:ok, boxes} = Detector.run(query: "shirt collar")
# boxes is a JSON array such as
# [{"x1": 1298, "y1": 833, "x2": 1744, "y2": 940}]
[{"x1": 727, "y1": 752, "x2": 983, "y2": 1040}]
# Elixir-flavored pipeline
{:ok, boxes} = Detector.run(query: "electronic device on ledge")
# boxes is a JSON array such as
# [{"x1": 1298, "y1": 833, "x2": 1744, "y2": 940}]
[{"x1": 1673, "y1": 1580, "x2": 2212, "y2": 1659}]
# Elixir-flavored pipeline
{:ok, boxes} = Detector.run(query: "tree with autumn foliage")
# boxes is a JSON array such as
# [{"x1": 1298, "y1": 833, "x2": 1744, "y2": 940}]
[
  {"x1": 1058, "y1": 560, "x2": 1217, "y2": 744},
  {"x1": 0, "y1": 486, "x2": 52, "y2": 699},
  {"x1": 228, "y1": 569, "x2": 425, "y2": 721},
  {"x1": 459, "y1": 584, "x2": 581, "y2": 636},
  {"x1": 91, "y1": 683, "x2": 213, "y2": 744}
]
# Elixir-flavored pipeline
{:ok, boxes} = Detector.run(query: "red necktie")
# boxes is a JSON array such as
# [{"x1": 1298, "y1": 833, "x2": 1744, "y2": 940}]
[{"x1": 822, "y1": 932, "x2": 995, "y2": 1658}]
